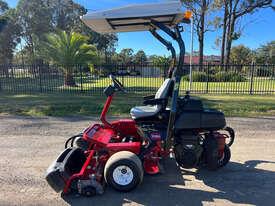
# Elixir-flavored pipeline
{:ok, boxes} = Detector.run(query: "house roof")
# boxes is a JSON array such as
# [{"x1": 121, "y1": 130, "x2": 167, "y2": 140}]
[{"x1": 184, "y1": 55, "x2": 221, "y2": 64}]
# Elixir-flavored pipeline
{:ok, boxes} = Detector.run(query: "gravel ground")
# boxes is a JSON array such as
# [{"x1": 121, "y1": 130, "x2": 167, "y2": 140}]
[{"x1": 0, "y1": 115, "x2": 275, "y2": 206}]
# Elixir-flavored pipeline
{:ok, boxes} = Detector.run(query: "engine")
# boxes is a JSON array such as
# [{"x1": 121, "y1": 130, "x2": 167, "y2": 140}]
[{"x1": 174, "y1": 131, "x2": 203, "y2": 168}]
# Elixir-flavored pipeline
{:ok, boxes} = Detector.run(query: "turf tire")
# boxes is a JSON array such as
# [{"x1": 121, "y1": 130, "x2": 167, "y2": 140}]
[{"x1": 104, "y1": 151, "x2": 143, "y2": 192}]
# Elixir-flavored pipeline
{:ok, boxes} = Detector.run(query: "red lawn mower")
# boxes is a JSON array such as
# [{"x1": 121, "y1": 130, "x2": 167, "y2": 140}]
[{"x1": 45, "y1": 2, "x2": 235, "y2": 197}]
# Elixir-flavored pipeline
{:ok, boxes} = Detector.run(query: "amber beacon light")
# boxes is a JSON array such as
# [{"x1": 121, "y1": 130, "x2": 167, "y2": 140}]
[{"x1": 184, "y1": 10, "x2": 192, "y2": 20}]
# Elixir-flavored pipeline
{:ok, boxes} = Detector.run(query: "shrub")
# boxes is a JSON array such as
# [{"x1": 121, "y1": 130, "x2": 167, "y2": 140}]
[
  {"x1": 182, "y1": 71, "x2": 246, "y2": 82},
  {"x1": 182, "y1": 71, "x2": 210, "y2": 82},
  {"x1": 214, "y1": 71, "x2": 246, "y2": 82},
  {"x1": 256, "y1": 67, "x2": 273, "y2": 77}
]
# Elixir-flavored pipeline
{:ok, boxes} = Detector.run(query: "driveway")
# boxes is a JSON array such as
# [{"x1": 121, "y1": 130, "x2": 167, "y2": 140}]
[{"x1": 0, "y1": 115, "x2": 275, "y2": 206}]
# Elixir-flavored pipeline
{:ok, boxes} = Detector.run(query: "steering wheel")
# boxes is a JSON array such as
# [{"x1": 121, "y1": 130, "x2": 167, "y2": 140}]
[{"x1": 109, "y1": 75, "x2": 126, "y2": 93}]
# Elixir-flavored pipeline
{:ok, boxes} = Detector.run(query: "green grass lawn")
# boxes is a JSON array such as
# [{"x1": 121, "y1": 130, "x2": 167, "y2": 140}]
[
  {"x1": 1, "y1": 76, "x2": 274, "y2": 94},
  {"x1": 0, "y1": 93, "x2": 274, "y2": 117}
]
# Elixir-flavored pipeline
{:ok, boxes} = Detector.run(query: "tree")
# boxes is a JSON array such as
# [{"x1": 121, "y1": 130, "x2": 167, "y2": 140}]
[
  {"x1": 230, "y1": 45, "x2": 252, "y2": 64},
  {"x1": 134, "y1": 50, "x2": 147, "y2": 65},
  {"x1": 118, "y1": 48, "x2": 134, "y2": 65},
  {"x1": 42, "y1": 31, "x2": 98, "y2": 86},
  {"x1": 86, "y1": 32, "x2": 118, "y2": 63},
  {"x1": 16, "y1": 0, "x2": 53, "y2": 61},
  {"x1": 256, "y1": 41, "x2": 275, "y2": 64},
  {"x1": 0, "y1": 0, "x2": 9, "y2": 32},
  {"x1": 47, "y1": 0, "x2": 86, "y2": 32},
  {"x1": 0, "y1": 0, "x2": 8, "y2": 13},
  {"x1": 0, "y1": 7, "x2": 21, "y2": 66},
  {"x1": 151, "y1": 55, "x2": 170, "y2": 75},
  {"x1": 151, "y1": 55, "x2": 170, "y2": 65},
  {"x1": 215, "y1": 0, "x2": 273, "y2": 64},
  {"x1": 183, "y1": 0, "x2": 214, "y2": 66},
  {"x1": 16, "y1": 0, "x2": 86, "y2": 63},
  {"x1": 213, "y1": 0, "x2": 229, "y2": 64}
]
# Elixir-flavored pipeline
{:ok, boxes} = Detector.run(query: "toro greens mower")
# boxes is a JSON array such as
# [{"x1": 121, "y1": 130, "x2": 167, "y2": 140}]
[{"x1": 45, "y1": 1, "x2": 235, "y2": 197}]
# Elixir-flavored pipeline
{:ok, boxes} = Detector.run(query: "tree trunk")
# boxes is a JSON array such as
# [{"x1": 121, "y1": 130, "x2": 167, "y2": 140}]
[
  {"x1": 221, "y1": 1, "x2": 228, "y2": 65},
  {"x1": 225, "y1": 16, "x2": 236, "y2": 65},
  {"x1": 104, "y1": 47, "x2": 108, "y2": 64},
  {"x1": 199, "y1": 36, "x2": 204, "y2": 66},
  {"x1": 198, "y1": 0, "x2": 206, "y2": 68},
  {"x1": 64, "y1": 71, "x2": 77, "y2": 87},
  {"x1": 29, "y1": 35, "x2": 35, "y2": 63}
]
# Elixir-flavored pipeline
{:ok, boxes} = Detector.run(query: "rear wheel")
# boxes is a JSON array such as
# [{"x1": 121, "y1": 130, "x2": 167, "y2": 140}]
[
  {"x1": 218, "y1": 145, "x2": 231, "y2": 167},
  {"x1": 205, "y1": 137, "x2": 219, "y2": 171},
  {"x1": 104, "y1": 151, "x2": 143, "y2": 192}
]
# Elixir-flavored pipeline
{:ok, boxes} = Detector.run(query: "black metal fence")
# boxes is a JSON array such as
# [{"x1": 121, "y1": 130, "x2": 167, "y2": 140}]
[{"x1": 0, "y1": 63, "x2": 274, "y2": 95}]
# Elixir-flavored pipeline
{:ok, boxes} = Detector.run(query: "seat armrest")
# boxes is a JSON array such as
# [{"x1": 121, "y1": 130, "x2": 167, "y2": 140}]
[
  {"x1": 143, "y1": 95, "x2": 155, "y2": 101},
  {"x1": 143, "y1": 98, "x2": 167, "y2": 106}
]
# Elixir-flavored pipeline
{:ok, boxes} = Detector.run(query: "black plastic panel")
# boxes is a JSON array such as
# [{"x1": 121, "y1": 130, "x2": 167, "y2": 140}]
[
  {"x1": 45, "y1": 148, "x2": 86, "y2": 193},
  {"x1": 175, "y1": 109, "x2": 226, "y2": 130}
]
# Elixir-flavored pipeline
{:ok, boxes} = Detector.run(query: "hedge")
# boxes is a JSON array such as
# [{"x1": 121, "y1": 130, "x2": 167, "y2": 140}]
[{"x1": 182, "y1": 71, "x2": 246, "y2": 82}]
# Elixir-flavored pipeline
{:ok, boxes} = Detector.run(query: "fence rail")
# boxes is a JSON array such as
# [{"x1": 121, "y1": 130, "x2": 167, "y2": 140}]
[{"x1": 0, "y1": 63, "x2": 274, "y2": 95}]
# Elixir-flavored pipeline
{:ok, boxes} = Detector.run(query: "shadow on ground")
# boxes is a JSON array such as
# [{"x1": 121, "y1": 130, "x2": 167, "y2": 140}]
[{"x1": 62, "y1": 159, "x2": 275, "y2": 206}]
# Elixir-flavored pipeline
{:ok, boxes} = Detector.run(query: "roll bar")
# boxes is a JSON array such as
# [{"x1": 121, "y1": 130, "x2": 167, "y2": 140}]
[
  {"x1": 149, "y1": 20, "x2": 186, "y2": 149},
  {"x1": 150, "y1": 20, "x2": 185, "y2": 78},
  {"x1": 149, "y1": 29, "x2": 176, "y2": 78}
]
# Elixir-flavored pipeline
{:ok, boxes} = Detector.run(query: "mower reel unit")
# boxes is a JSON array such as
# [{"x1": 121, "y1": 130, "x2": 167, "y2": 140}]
[{"x1": 45, "y1": 1, "x2": 235, "y2": 197}]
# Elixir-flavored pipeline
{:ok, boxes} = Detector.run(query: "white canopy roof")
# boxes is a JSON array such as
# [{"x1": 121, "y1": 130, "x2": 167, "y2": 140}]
[{"x1": 81, "y1": 1, "x2": 185, "y2": 34}]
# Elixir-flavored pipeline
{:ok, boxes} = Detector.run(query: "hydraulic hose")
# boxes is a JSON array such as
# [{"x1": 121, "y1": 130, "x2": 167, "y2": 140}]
[
  {"x1": 224, "y1": 127, "x2": 235, "y2": 147},
  {"x1": 65, "y1": 134, "x2": 83, "y2": 149}
]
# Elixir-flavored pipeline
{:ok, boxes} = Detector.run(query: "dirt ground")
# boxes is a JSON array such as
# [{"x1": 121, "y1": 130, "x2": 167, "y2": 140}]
[{"x1": 0, "y1": 115, "x2": 275, "y2": 206}]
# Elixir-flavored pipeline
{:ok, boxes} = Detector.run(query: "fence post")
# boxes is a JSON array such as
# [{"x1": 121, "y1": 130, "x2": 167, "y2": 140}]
[
  {"x1": 163, "y1": 64, "x2": 166, "y2": 81},
  {"x1": 0, "y1": 65, "x2": 2, "y2": 92},
  {"x1": 206, "y1": 63, "x2": 209, "y2": 94},
  {"x1": 122, "y1": 64, "x2": 125, "y2": 86},
  {"x1": 80, "y1": 65, "x2": 83, "y2": 93},
  {"x1": 38, "y1": 65, "x2": 43, "y2": 93},
  {"x1": 249, "y1": 63, "x2": 255, "y2": 95}
]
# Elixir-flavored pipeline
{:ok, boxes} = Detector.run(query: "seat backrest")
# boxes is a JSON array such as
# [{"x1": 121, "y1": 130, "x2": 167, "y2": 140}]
[
  {"x1": 153, "y1": 78, "x2": 173, "y2": 111},
  {"x1": 155, "y1": 78, "x2": 173, "y2": 99}
]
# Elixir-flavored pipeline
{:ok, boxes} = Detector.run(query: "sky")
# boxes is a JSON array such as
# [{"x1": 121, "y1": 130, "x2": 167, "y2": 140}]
[{"x1": 6, "y1": 0, "x2": 275, "y2": 56}]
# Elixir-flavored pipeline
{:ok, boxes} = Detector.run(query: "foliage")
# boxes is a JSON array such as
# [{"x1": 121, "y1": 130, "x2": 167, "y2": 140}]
[
  {"x1": 189, "y1": 71, "x2": 209, "y2": 82},
  {"x1": 43, "y1": 31, "x2": 98, "y2": 66},
  {"x1": 151, "y1": 55, "x2": 170, "y2": 75},
  {"x1": 48, "y1": 0, "x2": 86, "y2": 32},
  {"x1": 256, "y1": 67, "x2": 273, "y2": 77},
  {"x1": 0, "y1": 0, "x2": 8, "y2": 13},
  {"x1": 42, "y1": 31, "x2": 98, "y2": 86},
  {"x1": 213, "y1": 0, "x2": 273, "y2": 64},
  {"x1": 255, "y1": 41, "x2": 275, "y2": 64},
  {"x1": 230, "y1": 45, "x2": 253, "y2": 64},
  {"x1": 0, "y1": 8, "x2": 21, "y2": 66},
  {"x1": 85, "y1": 31, "x2": 118, "y2": 63},
  {"x1": 117, "y1": 48, "x2": 134, "y2": 65},
  {"x1": 214, "y1": 71, "x2": 246, "y2": 82},
  {"x1": 0, "y1": 0, "x2": 9, "y2": 32},
  {"x1": 16, "y1": 0, "x2": 53, "y2": 60},
  {"x1": 151, "y1": 55, "x2": 170, "y2": 66},
  {"x1": 183, "y1": 0, "x2": 215, "y2": 65},
  {"x1": 183, "y1": 71, "x2": 246, "y2": 82},
  {"x1": 15, "y1": 0, "x2": 86, "y2": 63},
  {"x1": 134, "y1": 50, "x2": 147, "y2": 65}
]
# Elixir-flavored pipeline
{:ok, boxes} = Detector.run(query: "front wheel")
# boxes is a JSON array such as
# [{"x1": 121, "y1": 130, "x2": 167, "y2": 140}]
[{"x1": 104, "y1": 151, "x2": 143, "y2": 192}]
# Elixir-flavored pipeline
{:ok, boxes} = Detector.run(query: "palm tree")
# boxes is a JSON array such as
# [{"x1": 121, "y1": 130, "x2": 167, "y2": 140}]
[{"x1": 43, "y1": 30, "x2": 98, "y2": 86}]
